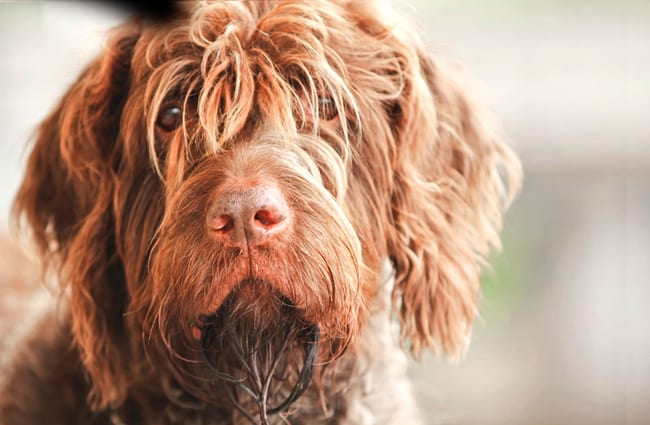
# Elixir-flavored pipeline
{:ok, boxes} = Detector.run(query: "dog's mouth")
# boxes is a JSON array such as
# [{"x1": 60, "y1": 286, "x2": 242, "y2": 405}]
[{"x1": 198, "y1": 281, "x2": 319, "y2": 424}]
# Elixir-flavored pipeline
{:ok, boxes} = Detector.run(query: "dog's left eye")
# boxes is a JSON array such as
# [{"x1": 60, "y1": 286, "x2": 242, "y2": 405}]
[
  {"x1": 156, "y1": 106, "x2": 182, "y2": 132},
  {"x1": 318, "y1": 97, "x2": 338, "y2": 120}
]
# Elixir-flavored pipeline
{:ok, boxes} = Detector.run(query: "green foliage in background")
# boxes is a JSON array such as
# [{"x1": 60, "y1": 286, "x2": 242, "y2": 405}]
[{"x1": 479, "y1": 213, "x2": 531, "y2": 325}]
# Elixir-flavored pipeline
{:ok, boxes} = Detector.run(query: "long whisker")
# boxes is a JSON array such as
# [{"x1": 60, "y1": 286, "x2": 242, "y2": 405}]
[{"x1": 268, "y1": 325, "x2": 319, "y2": 415}]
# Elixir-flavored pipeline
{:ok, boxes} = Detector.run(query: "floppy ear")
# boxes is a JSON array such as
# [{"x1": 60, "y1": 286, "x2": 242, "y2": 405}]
[
  {"x1": 13, "y1": 25, "x2": 140, "y2": 409},
  {"x1": 388, "y1": 45, "x2": 522, "y2": 358}
]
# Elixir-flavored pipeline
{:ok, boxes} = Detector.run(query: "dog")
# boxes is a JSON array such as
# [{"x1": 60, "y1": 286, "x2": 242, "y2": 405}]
[{"x1": 0, "y1": 1, "x2": 521, "y2": 423}]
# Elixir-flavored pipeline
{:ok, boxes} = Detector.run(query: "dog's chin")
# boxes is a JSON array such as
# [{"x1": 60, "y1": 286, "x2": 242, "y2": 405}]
[{"x1": 186, "y1": 280, "x2": 319, "y2": 419}]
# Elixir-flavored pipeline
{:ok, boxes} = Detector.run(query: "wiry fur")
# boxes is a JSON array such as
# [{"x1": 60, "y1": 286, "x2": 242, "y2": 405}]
[{"x1": 0, "y1": 0, "x2": 520, "y2": 424}]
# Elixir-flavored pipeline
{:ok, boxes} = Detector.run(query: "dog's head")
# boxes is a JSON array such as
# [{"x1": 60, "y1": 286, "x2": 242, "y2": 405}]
[{"x1": 14, "y1": 0, "x2": 520, "y2": 416}]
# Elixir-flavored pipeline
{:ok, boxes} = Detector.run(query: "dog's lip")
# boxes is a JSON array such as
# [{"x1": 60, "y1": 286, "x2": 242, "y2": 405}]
[
  {"x1": 195, "y1": 278, "x2": 302, "y2": 339},
  {"x1": 196, "y1": 277, "x2": 337, "y2": 341},
  {"x1": 218, "y1": 277, "x2": 297, "y2": 312},
  {"x1": 203, "y1": 276, "x2": 291, "y2": 317}
]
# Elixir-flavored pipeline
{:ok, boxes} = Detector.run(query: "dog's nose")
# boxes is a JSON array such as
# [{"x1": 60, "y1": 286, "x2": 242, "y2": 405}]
[{"x1": 207, "y1": 184, "x2": 290, "y2": 248}]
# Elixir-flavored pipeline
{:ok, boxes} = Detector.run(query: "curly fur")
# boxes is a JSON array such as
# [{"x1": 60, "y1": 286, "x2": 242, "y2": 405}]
[{"x1": 0, "y1": 1, "x2": 520, "y2": 423}]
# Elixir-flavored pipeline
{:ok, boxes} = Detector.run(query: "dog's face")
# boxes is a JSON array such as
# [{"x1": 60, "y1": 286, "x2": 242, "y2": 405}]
[{"x1": 14, "y1": 0, "x2": 520, "y2": 415}]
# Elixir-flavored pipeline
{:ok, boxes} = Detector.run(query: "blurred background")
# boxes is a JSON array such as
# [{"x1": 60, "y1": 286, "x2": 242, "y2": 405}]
[{"x1": 0, "y1": 1, "x2": 648, "y2": 424}]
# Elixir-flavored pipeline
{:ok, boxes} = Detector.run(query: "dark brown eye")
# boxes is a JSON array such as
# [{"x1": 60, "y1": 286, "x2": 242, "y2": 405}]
[
  {"x1": 318, "y1": 97, "x2": 338, "y2": 120},
  {"x1": 156, "y1": 106, "x2": 182, "y2": 132}
]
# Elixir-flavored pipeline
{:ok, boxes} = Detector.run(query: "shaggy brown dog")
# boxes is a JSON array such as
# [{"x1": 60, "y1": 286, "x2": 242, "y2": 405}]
[{"x1": 0, "y1": 1, "x2": 521, "y2": 423}]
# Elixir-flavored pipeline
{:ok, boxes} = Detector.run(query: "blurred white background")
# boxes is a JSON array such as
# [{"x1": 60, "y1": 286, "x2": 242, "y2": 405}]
[{"x1": 1, "y1": 1, "x2": 648, "y2": 424}]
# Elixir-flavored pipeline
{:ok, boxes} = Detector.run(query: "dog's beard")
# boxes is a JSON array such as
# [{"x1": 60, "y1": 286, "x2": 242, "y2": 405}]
[{"x1": 188, "y1": 281, "x2": 319, "y2": 423}]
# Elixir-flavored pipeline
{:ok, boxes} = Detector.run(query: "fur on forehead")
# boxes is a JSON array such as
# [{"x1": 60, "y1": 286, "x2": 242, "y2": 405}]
[{"x1": 122, "y1": 0, "x2": 407, "y2": 173}]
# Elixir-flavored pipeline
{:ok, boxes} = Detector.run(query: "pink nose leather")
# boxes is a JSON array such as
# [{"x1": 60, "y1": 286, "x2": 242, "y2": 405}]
[{"x1": 207, "y1": 184, "x2": 290, "y2": 248}]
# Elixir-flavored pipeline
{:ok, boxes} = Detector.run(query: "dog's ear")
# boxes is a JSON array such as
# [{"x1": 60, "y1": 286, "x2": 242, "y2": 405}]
[
  {"x1": 387, "y1": 45, "x2": 521, "y2": 358},
  {"x1": 13, "y1": 25, "x2": 140, "y2": 409}
]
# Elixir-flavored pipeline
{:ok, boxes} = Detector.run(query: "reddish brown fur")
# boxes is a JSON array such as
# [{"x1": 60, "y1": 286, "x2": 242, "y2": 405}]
[{"x1": 1, "y1": 1, "x2": 520, "y2": 423}]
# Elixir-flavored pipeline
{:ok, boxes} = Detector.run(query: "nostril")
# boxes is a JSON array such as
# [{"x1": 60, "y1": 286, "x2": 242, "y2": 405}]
[
  {"x1": 207, "y1": 184, "x2": 290, "y2": 247},
  {"x1": 208, "y1": 214, "x2": 235, "y2": 233},
  {"x1": 254, "y1": 209, "x2": 286, "y2": 229}
]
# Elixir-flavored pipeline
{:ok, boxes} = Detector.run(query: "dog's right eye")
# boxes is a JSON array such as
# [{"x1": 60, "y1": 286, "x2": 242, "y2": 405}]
[
  {"x1": 317, "y1": 97, "x2": 338, "y2": 121},
  {"x1": 156, "y1": 106, "x2": 182, "y2": 132}
]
